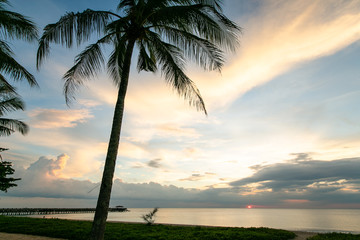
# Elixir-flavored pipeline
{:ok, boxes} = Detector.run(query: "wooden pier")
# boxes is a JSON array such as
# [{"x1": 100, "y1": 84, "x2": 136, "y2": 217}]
[{"x1": 0, "y1": 207, "x2": 128, "y2": 216}]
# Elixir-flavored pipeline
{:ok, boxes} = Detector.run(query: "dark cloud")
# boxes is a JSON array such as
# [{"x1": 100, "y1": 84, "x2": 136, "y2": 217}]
[
  {"x1": 231, "y1": 157, "x2": 360, "y2": 190},
  {"x1": 179, "y1": 172, "x2": 217, "y2": 182},
  {"x1": 179, "y1": 174, "x2": 204, "y2": 181},
  {"x1": 289, "y1": 152, "x2": 313, "y2": 162},
  {"x1": 229, "y1": 156, "x2": 360, "y2": 207},
  {"x1": 1, "y1": 154, "x2": 360, "y2": 208},
  {"x1": 147, "y1": 158, "x2": 162, "y2": 168}
]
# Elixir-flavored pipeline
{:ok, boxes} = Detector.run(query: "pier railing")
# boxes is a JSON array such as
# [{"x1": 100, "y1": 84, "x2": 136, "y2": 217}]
[{"x1": 0, "y1": 207, "x2": 128, "y2": 216}]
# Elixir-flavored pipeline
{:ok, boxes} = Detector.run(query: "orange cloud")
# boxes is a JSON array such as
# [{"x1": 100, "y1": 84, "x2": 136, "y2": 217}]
[
  {"x1": 49, "y1": 153, "x2": 69, "y2": 177},
  {"x1": 283, "y1": 199, "x2": 310, "y2": 204},
  {"x1": 29, "y1": 108, "x2": 93, "y2": 128}
]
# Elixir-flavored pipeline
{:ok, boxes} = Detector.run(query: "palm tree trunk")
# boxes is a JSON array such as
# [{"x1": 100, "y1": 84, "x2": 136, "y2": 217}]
[{"x1": 90, "y1": 40, "x2": 135, "y2": 240}]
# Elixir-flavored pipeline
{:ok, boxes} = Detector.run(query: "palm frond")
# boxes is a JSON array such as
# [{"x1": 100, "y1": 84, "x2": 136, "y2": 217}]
[
  {"x1": 0, "y1": 41, "x2": 37, "y2": 87},
  {"x1": 0, "y1": 82, "x2": 24, "y2": 116},
  {"x1": 163, "y1": 1, "x2": 223, "y2": 13},
  {"x1": 117, "y1": 0, "x2": 136, "y2": 13},
  {"x1": 0, "y1": 81, "x2": 14, "y2": 92},
  {"x1": 0, "y1": 7, "x2": 38, "y2": 41},
  {"x1": 0, "y1": 97, "x2": 24, "y2": 116},
  {"x1": 191, "y1": 0, "x2": 223, "y2": 12},
  {"x1": 37, "y1": 10, "x2": 112, "y2": 69},
  {"x1": 105, "y1": 18, "x2": 129, "y2": 35},
  {"x1": 107, "y1": 35, "x2": 128, "y2": 86},
  {"x1": 63, "y1": 35, "x2": 112, "y2": 105},
  {"x1": 136, "y1": 41, "x2": 157, "y2": 72},
  {"x1": 0, "y1": 39, "x2": 12, "y2": 54},
  {"x1": 157, "y1": 26, "x2": 224, "y2": 71},
  {"x1": 149, "y1": 3, "x2": 240, "y2": 52},
  {"x1": 0, "y1": 0, "x2": 9, "y2": 6},
  {"x1": 0, "y1": 74, "x2": 17, "y2": 93},
  {"x1": 147, "y1": 31, "x2": 207, "y2": 114},
  {"x1": 0, "y1": 118, "x2": 28, "y2": 136},
  {"x1": 203, "y1": 4, "x2": 241, "y2": 34}
]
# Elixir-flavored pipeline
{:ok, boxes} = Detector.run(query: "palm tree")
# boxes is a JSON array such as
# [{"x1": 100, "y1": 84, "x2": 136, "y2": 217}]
[
  {"x1": 0, "y1": 0, "x2": 38, "y2": 89},
  {"x1": 37, "y1": 0, "x2": 240, "y2": 239},
  {"x1": 0, "y1": 83, "x2": 27, "y2": 191},
  {"x1": 0, "y1": 83, "x2": 28, "y2": 136},
  {"x1": 0, "y1": 0, "x2": 37, "y2": 197}
]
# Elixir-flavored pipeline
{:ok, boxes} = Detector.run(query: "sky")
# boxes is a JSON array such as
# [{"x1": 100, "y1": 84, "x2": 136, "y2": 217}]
[{"x1": 1, "y1": 0, "x2": 360, "y2": 208}]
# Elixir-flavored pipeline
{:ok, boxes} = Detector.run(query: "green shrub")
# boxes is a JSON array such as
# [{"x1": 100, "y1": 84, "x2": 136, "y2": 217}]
[{"x1": 308, "y1": 232, "x2": 360, "y2": 240}]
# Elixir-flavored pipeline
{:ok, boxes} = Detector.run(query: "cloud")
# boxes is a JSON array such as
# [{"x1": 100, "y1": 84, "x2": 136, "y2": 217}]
[
  {"x1": 6, "y1": 154, "x2": 98, "y2": 199},
  {"x1": 180, "y1": 172, "x2": 217, "y2": 182},
  {"x1": 131, "y1": 158, "x2": 164, "y2": 169},
  {"x1": 76, "y1": 99, "x2": 102, "y2": 108},
  {"x1": 202, "y1": 0, "x2": 360, "y2": 108},
  {"x1": 147, "y1": 158, "x2": 162, "y2": 168},
  {"x1": 28, "y1": 153, "x2": 69, "y2": 178},
  {"x1": 117, "y1": 141, "x2": 150, "y2": 159},
  {"x1": 1, "y1": 154, "x2": 360, "y2": 208},
  {"x1": 69, "y1": 0, "x2": 360, "y2": 154},
  {"x1": 230, "y1": 155, "x2": 360, "y2": 196},
  {"x1": 156, "y1": 124, "x2": 201, "y2": 138},
  {"x1": 29, "y1": 108, "x2": 93, "y2": 128},
  {"x1": 3, "y1": 0, "x2": 360, "y2": 209}
]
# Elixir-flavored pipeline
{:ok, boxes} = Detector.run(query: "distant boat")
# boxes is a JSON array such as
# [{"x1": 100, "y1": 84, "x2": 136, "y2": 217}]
[{"x1": 115, "y1": 205, "x2": 128, "y2": 211}]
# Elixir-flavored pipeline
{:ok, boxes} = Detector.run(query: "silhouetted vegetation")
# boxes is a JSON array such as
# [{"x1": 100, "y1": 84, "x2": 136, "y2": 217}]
[
  {"x1": 0, "y1": 148, "x2": 20, "y2": 192},
  {"x1": 0, "y1": 0, "x2": 38, "y2": 99},
  {"x1": 142, "y1": 207, "x2": 159, "y2": 225},
  {"x1": 0, "y1": 83, "x2": 28, "y2": 137},
  {"x1": 308, "y1": 232, "x2": 360, "y2": 240},
  {"x1": 0, "y1": 0, "x2": 38, "y2": 191}
]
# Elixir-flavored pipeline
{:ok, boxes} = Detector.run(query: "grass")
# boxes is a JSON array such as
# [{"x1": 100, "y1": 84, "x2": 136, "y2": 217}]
[
  {"x1": 0, "y1": 215, "x2": 295, "y2": 239},
  {"x1": 0, "y1": 215, "x2": 359, "y2": 239},
  {"x1": 308, "y1": 232, "x2": 360, "y2": 240}
]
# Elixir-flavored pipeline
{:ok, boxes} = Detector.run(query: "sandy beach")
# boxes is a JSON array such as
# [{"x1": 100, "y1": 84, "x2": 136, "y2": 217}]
[{"x1": 0, "y1": 232, "x2": 65, "y2": 240}]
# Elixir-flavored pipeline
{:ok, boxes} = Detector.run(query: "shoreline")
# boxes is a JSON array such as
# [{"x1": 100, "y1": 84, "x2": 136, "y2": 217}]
[
  {"x1": 32, "y1": 214, "x2": 360, "y2": 235},
  {"x1": 96, "y1": 219, "x2": 360, "y2": 234},
  {"x1": 37, "y1": 216, "x2": 360, "y2": 234},
  {"x1": 29, "y1": 208, "x2": 360, "y2": 234}
]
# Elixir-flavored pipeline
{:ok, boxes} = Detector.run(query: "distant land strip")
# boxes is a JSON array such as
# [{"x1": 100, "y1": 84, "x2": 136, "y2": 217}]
[{"x1": 0, "y1": 207, "x2": 128, "y2": 216}]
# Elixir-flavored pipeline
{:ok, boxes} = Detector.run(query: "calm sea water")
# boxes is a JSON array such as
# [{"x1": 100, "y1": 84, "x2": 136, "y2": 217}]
[{"x1": 34, "y1": 208, "x2": 360, "y2": 233}]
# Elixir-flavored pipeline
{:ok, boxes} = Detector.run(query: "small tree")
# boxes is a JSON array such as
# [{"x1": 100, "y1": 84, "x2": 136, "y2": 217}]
[
  {"x1": 142, "y1": 207, "x2": 159, "y2": 225},
  {"x1": 0, "y1": 148, "x2": 20, "y2": 192}
]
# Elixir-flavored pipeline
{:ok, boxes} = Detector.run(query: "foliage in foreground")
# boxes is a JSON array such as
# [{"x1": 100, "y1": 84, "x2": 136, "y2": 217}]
[
  {"x1": 308, "y1": 232, "x2": 360, "y2": 240},
  {"x1": 0, "y1": 148, "x2": 20, "y2": 192},
  {"x1": 1, "y1": 215, "x2": 359, "y2": 240},
  {"x1": 0, "y1": 216, "x2": 296, "y2": 240},
  {"x1": 142, "y1": 207, "x2": 159, "y2": 225}
]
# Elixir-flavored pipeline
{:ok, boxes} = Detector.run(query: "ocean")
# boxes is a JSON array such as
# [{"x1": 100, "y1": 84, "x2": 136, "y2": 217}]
[{"x1": 34, "y1": 208, "x2": 360, "y2": 233}]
